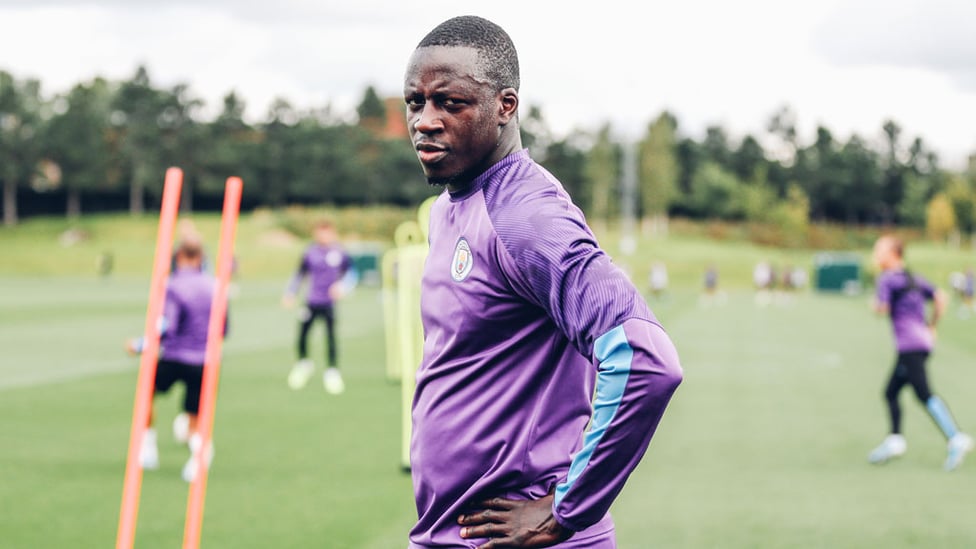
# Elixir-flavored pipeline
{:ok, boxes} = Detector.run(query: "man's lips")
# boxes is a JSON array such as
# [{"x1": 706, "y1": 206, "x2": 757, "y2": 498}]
[{"x1": 416, "y1": 143, "x2": 448, "y2": 165}]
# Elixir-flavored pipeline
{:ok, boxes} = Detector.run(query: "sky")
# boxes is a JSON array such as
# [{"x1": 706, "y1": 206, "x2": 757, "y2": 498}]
[{"x1": 1, "y1": 0, "x2": 974, "y2": 168}]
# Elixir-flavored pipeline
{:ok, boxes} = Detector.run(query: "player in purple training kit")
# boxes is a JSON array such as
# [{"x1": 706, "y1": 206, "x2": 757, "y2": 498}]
[
  {"x1": 126, "y1": 237, "x2": 225, "y2": 482},
  {"x1": 868, "y1": 235, "x2": 972, "y2": 470},
  {"x1": 404, "y1": 16, "x2": 683, "y2": 548},
  {"x1": 283, "y1": 219, "x2": 355, "y2": 394}
]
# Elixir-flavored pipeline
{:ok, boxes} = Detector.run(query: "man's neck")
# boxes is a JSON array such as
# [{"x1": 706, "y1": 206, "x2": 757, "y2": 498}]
[{"x1": 446, "y1": 141, "x2": 523, "y2": 194}]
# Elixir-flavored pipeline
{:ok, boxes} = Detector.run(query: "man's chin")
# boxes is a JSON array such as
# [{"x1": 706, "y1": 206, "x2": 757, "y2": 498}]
[
  {"x1": 423, "y1": 165, "x2": 479, "y2": 189},
  {"x1": 425, "y1": 170, "x2": 458, "y2": 187}
]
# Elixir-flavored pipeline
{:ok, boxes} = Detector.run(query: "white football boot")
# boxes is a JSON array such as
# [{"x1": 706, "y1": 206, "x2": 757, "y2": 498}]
[
  {"x1": 868, "y1": 434, "x2": 907, "y2": 464},
  {"x1": 323, "y1": 367, "x2": 345, "y2": 395},
  {"x1": 172, "y1": 412, "x2": 191, "y2": 444},
  {"x1": 944, "y1": 433, "x2": 974, "y2": 471},
  {"x1": 139, "y1": 428, "x2": 160, "y2": 470},
  {"x1": 287, "y1": 359, "x2": 315, "y2": 390},
  {"x1": 182, "y1": 434, "x2": 214, "y2": 483}
]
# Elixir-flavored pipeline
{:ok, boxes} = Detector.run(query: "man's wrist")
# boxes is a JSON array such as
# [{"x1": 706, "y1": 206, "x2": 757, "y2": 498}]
[
  {"x1": 543, "y1": 511, "x2": 574, "y2": 544},
  {"x1": 547, "y1": 507, "x2": 577, "y2": 535}
]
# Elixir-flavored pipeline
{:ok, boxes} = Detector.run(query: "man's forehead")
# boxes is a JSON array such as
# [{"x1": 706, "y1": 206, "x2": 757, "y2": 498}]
[
  {"x1": 411, "y1": 44, "x2": 481, "y2": 65},
  {"x1": 406, "y1": 45, "x2": 487, "y2": 83}
]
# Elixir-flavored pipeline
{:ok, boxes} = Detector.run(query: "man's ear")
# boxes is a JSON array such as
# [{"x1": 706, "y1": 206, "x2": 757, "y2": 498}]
[{"x1": 498, "y1": 88, "x2": 519, "y2": 125}]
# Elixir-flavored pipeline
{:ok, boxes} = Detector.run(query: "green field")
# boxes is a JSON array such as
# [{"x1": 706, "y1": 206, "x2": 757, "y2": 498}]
[{"x1": 2, "y1": 214, "x2": 976, "y2": 548}]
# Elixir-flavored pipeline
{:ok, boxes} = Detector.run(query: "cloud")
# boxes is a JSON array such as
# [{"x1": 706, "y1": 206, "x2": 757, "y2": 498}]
[
  {"x1": 0, "y1": 0, "x2": 435, "y2": 28},
  {"x1": 813, "y1": 0, "x2": 976, "y2": 92},
  {"x1": 1, "y1": 0, "x2": 973, "y2": 166}
]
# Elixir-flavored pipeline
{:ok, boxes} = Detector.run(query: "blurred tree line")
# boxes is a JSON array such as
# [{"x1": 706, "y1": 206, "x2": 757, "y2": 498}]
[
  {"x1": 0, "y1": 67, "x2": 434, "y2": 225},
  {"x1": 2, "y1": 67, "x2": 976, "y2": 241}
]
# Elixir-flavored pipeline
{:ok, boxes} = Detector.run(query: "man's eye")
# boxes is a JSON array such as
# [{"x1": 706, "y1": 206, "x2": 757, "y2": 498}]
[
  {"x1": 441, "y1": 98, "x2": 467, "y2": 109},
  {"x1": 405, "y1": 97, "x2": 424, "y2": 108}
]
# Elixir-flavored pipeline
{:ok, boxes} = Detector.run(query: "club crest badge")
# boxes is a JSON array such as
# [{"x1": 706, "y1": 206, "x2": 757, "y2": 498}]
[
  {"x1": 451, "y1": 237, "x2": 474, "y2": 282},
  {"x1": 325, "y1": 250, "x2": 343, "y2": 267}
]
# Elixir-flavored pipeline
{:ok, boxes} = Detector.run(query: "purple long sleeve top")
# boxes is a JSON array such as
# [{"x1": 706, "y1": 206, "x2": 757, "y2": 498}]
[
  {"x1": 160, "y1": 267, "x2": 222, "y2": 365},
  {"x1": 287, "y1": 244, "x2": 353, "y2": 306},
  {"x1": 876, "y1": 269, "x2": 936, "y2": 353},
  {"x1": 409, "y1": 150, "x2": 683, "y2": 548}
]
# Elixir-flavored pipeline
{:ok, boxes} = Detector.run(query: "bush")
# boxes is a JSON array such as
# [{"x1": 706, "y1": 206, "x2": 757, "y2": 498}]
[
  {"x1": 275, "y1": 204, "x2": 420, "y2": 243},
  {"x1": 926, "y1": 193, "x2": 957, "y2": 242}
]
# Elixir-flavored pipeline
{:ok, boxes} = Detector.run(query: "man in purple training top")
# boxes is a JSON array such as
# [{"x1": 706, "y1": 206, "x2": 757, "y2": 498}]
[
  {"x1": 283, "y1": 219, "x2": 354, "y2": 394},
  {"x1": 403, "y1": 16, "x2": 683, "y2": 548},
  {"x1": 869, "y1": 235, "x2": 973, "y2": 470},
  {"x1": 127, "y1": 237, "x2": 225, "y2": 482}
]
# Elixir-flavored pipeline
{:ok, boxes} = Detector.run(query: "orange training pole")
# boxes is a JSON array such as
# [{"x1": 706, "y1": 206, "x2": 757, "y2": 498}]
[
  {"x1": 117, "y1": 167, "x2": 184, "y2": 549},
  {"x1": 182, "y1": 176, "x2": 242, "y2": 549}
]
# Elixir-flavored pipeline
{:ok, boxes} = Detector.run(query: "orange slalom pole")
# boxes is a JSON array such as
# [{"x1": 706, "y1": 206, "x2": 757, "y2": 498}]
[
  {"x1": 117, "y1": 167, "x2": 184, "y2": 549},
  {"x1": 182, "y1": 176, "x2": 242, "y2": 549}
]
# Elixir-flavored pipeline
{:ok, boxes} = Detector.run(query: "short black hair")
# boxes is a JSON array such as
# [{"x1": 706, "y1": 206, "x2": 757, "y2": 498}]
[{"x1": 417, "y1": 15, "x2": 520, "y2": 92}]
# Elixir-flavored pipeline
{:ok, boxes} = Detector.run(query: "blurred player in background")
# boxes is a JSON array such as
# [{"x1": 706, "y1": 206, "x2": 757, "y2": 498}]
[
  {"x1": 282, "y1": 219, "x2": 356, "y2": 394},
  {"x1": 780, "y1": 264, "x2": 794, "y2": 292},
  {"x1": 776, "y1": 263, "x2": 802, "y2": 305},
  {"x1": 649, "y1": 261, "x2": 669, "y2": 300},
  {"x1": 789, "y1": 265, "x2": 808, "y2": 292},
  {"x1": 96, "y1": 250, "x2": 114, "y2": 279},
  {"x1": 753, "y1": 261, "x2": 773, "y2": 306},
  {"x1": 868, "y1": 235, "x2": 972, "y2": 470},
  {"x1": 167, "y1": 219, "x2": 206, "y2": 434},
  {"x1": 700, "y1": 263, "x2": 723, "y2": 307},
  {"x1": 948, "y1": 271, "x2": 967, "y2": 318},
  {"x1": 126, "y1": 237, "x2": 225, "y2": 481},
  {"x1": 962, "y1": 268, "x2": 975, "y2": 317},
  {"x1": 404, "y1": 16, "x2": 682, "y2": 548}
]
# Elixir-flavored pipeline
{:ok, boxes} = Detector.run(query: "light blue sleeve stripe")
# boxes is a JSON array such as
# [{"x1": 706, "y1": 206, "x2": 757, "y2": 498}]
[{"x1": 554, "y1": 325, "x2": 633, "y2": 508}]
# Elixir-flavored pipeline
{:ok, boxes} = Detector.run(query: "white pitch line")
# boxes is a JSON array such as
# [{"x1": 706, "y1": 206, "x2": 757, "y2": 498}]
[
  {"x1": 0, "y1": 339, "x2": 281, "y2": 392},
  {"x1": 0, "y1": 358, "x2": 136, "y2": 392},
  {"x1": 0, "y1": 324, "x2": 378, "y2": 392}
]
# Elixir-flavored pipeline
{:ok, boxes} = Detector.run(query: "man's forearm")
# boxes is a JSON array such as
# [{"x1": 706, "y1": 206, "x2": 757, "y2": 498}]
[{"x1": 552, "y1": 319, "x2": 682, "y2": 531}]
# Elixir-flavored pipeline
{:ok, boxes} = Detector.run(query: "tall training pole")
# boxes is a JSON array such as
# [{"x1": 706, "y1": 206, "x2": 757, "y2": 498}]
[
  {"x1": 117, "y1": 167, "x2": 184, "y2": 549},
  {"x1": 182, "y1": 176, "x2": 242, "y2": 549}
]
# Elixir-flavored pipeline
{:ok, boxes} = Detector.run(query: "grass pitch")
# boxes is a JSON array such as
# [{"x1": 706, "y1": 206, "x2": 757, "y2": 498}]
[{"x1": 2, "y1": 214, "x2": 976, "y2": 547}]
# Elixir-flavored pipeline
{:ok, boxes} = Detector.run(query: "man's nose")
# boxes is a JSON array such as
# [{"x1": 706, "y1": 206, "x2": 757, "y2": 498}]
[{"x1": 413, "y1": 104, "x2": 442, "y2": 134}]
